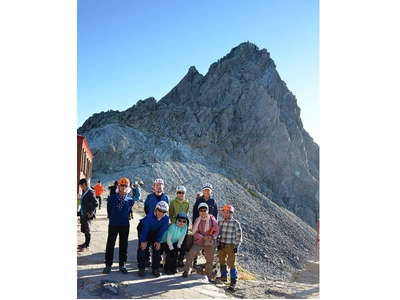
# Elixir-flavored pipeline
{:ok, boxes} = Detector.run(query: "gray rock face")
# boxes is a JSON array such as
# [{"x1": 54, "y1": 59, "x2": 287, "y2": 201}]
[
  {"x1": 79, "y1": 42, "x2": 319, "y2": 228},
  {"x1": 83, "y1": 122, "x2": 316, "y2": 279}
]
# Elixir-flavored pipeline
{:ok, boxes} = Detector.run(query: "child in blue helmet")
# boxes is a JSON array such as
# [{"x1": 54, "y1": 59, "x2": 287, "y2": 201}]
[{"x1": 160, "y1": 212, "x2": 189, "y2": 274}]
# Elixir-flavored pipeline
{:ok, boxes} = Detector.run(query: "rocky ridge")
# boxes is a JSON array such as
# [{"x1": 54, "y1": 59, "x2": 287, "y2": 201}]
[{"x1": 78, "y1": 42, "x2": 319, "y2": 279}]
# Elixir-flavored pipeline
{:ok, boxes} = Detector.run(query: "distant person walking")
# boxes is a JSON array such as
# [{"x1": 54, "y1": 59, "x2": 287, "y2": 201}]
[
  {"x1": 108, "y1": 180, "x2": 118, "y2": 196},
  {"x1": 183, "y1": 203, "x2": 219, "y2": 282},
  {"x1": 77, "y1": 178, "x2": 98, "y2": 252},
  {"x1": 137, "y1": 201, "x2": 169, "y2": 277},
  {"x1": 128, "y1": 180, "x2": 141, "y2": 220},
  {"x1": 103, "y1": 177, "x2": 137, "y2": 274},
  {"x1": 93, "y1": 180, "x2": 105, "y2": 210},
  {"x1": 216, "y1": 205, "x2": 243, "y2": 291}
]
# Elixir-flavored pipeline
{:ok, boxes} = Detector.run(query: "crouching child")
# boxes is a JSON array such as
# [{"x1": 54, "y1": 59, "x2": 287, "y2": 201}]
[
  {"x1": 160, "y1": 212, "x2": 189, "y2": 274},
  {"x1": 216, "y1": 205, "x2": 243, "y2": 291}
]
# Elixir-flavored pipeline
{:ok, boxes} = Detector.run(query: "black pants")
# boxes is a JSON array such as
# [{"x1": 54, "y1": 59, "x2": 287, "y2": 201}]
[
  {"x1": 161, "y1": 243, "x2": 180, "y2": 273},
  {"x1": 105, "y1": 225, "x2": 130, "y2": 267},
  {"x1": 80, "y1": 216, "x2": 91, "y2": 247},
  {"x1": 96, "y1": 196, "x2": 102, "y2": 209},
  {"x1": 137, "y1": 225, "x2": 160, "y2": 270}
]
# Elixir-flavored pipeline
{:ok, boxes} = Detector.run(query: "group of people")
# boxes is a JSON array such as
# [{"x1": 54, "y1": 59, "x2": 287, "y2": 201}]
[{"x1": 78, "y1": 177, "x2": 242, "y2": 291}]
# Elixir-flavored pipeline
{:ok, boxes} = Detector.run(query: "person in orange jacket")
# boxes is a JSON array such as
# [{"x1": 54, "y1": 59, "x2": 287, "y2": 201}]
[{"x1": 93, "y1": 180, "x2": 105, "y2": 210}]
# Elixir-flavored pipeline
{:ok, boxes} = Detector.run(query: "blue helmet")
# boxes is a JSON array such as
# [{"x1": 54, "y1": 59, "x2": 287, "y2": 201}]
[{"x1": 176, "y1": 212, "x2": 189, "y2": 225}]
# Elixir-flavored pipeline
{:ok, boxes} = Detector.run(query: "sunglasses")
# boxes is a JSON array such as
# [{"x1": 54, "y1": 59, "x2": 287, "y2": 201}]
[
  {"x1": 177, "y1": 219, "x2": 187, "y2": 224},
  {"x1": 177, "y1": 191, "x2": 185, "y2": 194},
  {"x1": 199, "y1": 209, "x2": 207, "y2": 212},
  {"x1": 156, "y1": 208, "x2": 167, "y2": 213},
  {"x1": 119, "y1": 184, "x2": 128, "y2": 188}
]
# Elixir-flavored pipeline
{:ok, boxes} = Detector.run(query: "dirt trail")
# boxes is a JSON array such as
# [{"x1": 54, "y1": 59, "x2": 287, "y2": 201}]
[{"x1": 77, "y1": 202, "x2": 231, "y2": 299}]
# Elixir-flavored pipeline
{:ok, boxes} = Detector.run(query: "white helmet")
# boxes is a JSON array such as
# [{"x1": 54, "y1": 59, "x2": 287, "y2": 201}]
[
  {"x1": 202, "y1": 183, "x2": 213, "y2": 191},
  {"x1": 154, "y1": 178, "x2": 164, "y2": 185},
  {"x1": 176, "y1": 185, "x2": 187, "y2": 193},
  {"x1": 198, "y1": 202, "x2": 209, "y2": 211},
  {"x1": 155, "y1": 201, "x2": 169, "y2": 212}
]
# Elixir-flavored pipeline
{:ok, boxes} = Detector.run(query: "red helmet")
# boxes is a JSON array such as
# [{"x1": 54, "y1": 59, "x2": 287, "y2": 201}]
[{"x1": 222, "y1": 205, "x2": 234, "y2": 213}]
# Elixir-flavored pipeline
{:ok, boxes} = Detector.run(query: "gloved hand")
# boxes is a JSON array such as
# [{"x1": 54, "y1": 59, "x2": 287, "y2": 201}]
[
  {"x1": 217, "y1": 244, "x2": 222, "y2": 251},
  {"x1": 233, "y1": 247, "x2": 238, "y2": 253}
]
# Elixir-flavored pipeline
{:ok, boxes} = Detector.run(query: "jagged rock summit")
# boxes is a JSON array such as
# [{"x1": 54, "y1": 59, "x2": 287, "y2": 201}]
[
  {"x1": 78, "y1": 42, "x2": 319, "y2": 279},
  {"x1": 79, "y1": 41, "x2": 319, "y2": 227}
]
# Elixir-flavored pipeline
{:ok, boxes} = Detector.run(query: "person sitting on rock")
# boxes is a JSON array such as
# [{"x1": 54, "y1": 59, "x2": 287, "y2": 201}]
[
  {"x1": 169, "y1": 185, "x2": 190, "y2": 267},
  {"x1": 183, "y1": 202, "x2": 219, "y2": 282},
  {"x1": 216, "y1": 204, "x2": 243, "y2": 291},
  {"x1": 137, "y1": 201, "x2": 169, "y2": 277},
  {"x1": 160, "y1": 212, "x2": 189, "y2": 274},
  {"x1": 102, "y1": 177, "x2": 136, "y2": 274}
]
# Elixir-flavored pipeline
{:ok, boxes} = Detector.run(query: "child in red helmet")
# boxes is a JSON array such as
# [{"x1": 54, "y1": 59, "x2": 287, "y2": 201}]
[{"x1": 216, "y1": 204, "x2": 243, "y2": 291}]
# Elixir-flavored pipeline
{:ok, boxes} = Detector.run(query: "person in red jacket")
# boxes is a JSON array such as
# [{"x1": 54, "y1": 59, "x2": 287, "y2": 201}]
[{"x1": 93, "y1": 180, "x2": 105, "y2": 210}]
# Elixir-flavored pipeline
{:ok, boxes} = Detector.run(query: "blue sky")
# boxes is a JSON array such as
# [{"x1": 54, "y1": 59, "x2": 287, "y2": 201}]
[{"x1": 78, "y1": 0, "x2": 319, "y2": 141}]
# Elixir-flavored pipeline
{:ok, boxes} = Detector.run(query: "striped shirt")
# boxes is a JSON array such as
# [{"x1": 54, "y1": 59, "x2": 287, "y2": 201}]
[{"x1": 217, "y1": 217, "x2": 242, "y2": 247}]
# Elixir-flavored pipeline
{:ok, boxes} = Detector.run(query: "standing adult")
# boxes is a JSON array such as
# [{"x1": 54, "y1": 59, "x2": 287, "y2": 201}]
[
  {"x1": 137, "y1": 201, "x2": 169, "y2": 277},
  {"x1": 183, "y1": 203, "x2": 219, "y2": 282},
  {"x1": 77, "y1": 178, "x2": 98, "y2": 252},
  {"x1": 93, "y1": 180, "x2": 105, "y2": 210},
  {"x1": 103, "y1": 177, "x2": 137, "y2": 274},
  {"x1": 216, "y1": 205, "x2": 243, "y2": 291},
  {"x1": 144, "y1": 178, "x2": 169, "y2": 215},
  {"x1": 169, "y1": 185, "x2": 189, "y2": 266},
  {"x1": 192, "y1": 183, "x2": 218, "y2": 225}
]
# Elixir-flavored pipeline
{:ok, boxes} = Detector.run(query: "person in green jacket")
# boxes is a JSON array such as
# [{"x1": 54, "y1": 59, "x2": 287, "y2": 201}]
[
  {"x1": 169, "y1": 185, "x2": 189, "y2": 224},
  {"x1": 168, "y1": 185, "x2": 189, "y2": 266}
]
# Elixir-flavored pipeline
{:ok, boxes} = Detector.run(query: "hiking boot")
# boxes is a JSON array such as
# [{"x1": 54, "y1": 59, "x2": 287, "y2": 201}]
[
  {"x1": 77, "y1": 243, "x2": 86, "y2": 249},
  {"x1": 152, "y1": 269, "x2": 161, "y2": 277},
  {"x1": 119, "y1": 266, "x2": 128, "y2": 273},
  {"x1": 208, "y1": 276, "x2": 217, "y2": 284},
  {"x1": 228, "y1": 278, "x2": 237, "y2": 292},
  {"x1": 77, "y1": 247, "x2": 89, "y2": 252},
  {"x1": 182, "y1": 271, "x2": 188, "y2": 278},
  {"x1": 165, "y1": 269, "x2": 176, "y2": 275},
  {"x1": 216, "y1": 276, "x2": 228, "y2": 283},
  {"x1": 102, "y1": 266, "x2": 111, "y2": 274},
  {"x1": 177, "y1": 260, "x2": 184, "y2": 267},
  {"x1": 138, "y1": 268, "x2": 145, "y2": 277},
  {"x1": 217, "y1": 264, "x2": 228, "y2": 282}
]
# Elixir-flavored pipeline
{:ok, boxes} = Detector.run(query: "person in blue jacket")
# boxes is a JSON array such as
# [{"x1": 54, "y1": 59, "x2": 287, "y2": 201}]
[
  {"x1": 143, "y1": 178, "x2": 169, "y2": 265},
  {"x1": 102, "y1": 177, "x2": 137, "y2": 274},
  {"x1": 144, "y1": 178, "x2": 169, "y2": 215},
  {"x1": 192, "y1": 183, "x2": 218, "y2": 224},
  {"x1": 137, "y1": 201, "x2": 169, "y2": 277},
  {"x1": 160, "y1": 212, "x2": 189, "y2": 274}
]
